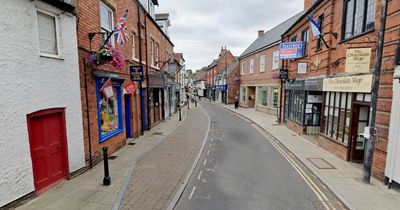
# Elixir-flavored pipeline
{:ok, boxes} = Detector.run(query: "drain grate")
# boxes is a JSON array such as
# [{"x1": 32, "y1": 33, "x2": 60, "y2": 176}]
[
  {"x1": 109, "y1": 155, "x2": 118, "y2": 160},
  {"x1": 307, "y1": 158, "x2": 336, "y2": 169},
  {"x1": 128, "y1": 142, "x2": 136, "y2": 145},
  {"x1": 152, "y1": 132, "x2": 163, "y2": 136}
]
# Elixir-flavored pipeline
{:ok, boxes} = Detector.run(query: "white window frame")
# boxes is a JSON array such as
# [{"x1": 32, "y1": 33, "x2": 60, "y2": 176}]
[
  {"x1": 260, "y1": 55, "x2": 266, "y2": 72},
  {"x1": 150, "y1": 39, "x2": 155, "y2": 67},
  {"x1": 250, "y1": 59, "x2": 254, "y2": 74},
  {"x1": 155, "y1": 42, "x2": 159, "y2": 68},
  {"x1": 272, "y1": 51, "x2": 280, "y2": 69},
  {"x1": 240, "y1": 86, "x2": 247, "y2": 103},
  {"x1": 100, "y1": 2, "x2": 114, "y2": 46},
  {"x1": 241, "y1": 62, "x2": 246, "y2": 75},
  {"x1": 36, "y1": 8, "x2": 62, "y2": 59}
]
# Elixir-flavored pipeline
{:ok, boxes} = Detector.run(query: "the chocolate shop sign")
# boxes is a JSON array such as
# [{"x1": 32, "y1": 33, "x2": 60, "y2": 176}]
[{"x1": 323, "y1": 74, "x2": 373, "y2": 93}]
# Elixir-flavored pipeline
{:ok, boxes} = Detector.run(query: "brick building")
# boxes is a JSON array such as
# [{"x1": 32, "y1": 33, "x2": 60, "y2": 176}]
[
  {"x1": 76, "y1": 0, "x2": 174, "y2": 166},
  {"x1": 239, "y1": 13, "x2": 303, "y2": 116},
  {"x1": 280, "y1": 0, "x2": 398, "y2": 180},
  {"x1": 206, "y1": 47, "x2": 237, "y2": 102}
]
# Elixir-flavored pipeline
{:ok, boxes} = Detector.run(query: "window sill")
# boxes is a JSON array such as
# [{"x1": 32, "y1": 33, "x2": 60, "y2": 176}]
[
  {"x1": 40, "y1": 53, "x2": 64, "y2": 60},
  {"x1": 315, "y1": 48, "x2": 322, "y2": 52},
  {"x1": 319, "y1": 133, "x2": 349, "y2": 147},
  {"x1": 99, "y1": 128, "x2": 124, "y2": 143},
  {"x1": 339, "y1": 29, "x2": 375, "y2": 44}
]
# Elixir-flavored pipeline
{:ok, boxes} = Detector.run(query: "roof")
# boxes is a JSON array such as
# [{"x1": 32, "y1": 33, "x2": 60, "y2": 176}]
[
  {"x1": 239, "y1": 11, "x2": 305, "y2": 58},
  {"x1": 193, "y1": 70, "x2": 206, "y2": 81},
  {"x1": 227, "y1": 61, "x2": 239, "y2": 76}
]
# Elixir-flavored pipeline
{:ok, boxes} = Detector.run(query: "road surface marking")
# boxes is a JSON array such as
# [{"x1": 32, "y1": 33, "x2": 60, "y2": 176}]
[
  {"x1": 207, "y1": 150, "x2": 210, "y2": 156},
  {"x1": 189, "y1": 186, "x2": 196, "y2": 200},
  {"x1": 198, "y1": 170, "x2": 203, "y2": 180},
  {"x1": 203, "y1": 159, "x2": 207, "y2": 166},
  {"x1": 206, "y1": 168, "x2": 215, "y2": 172},
  {"x1": 255, "y1": 126, "x2": 335, "y2": 210},
  {"x1": 209, "y1": 143, "x2": 212, "y2": 148},
  {"x1": 201, "y1": 179, "x2": 209, "y2": 183}
]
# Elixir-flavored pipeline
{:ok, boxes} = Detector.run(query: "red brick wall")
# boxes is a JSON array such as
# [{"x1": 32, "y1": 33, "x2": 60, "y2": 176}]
[
  {"x1": 286, "y1": 120, "x2": 306, "y2": 135},
  {"x1": 318, "y1": 135, "x2": 349, "y2": 160},
  {"x1": 227, "y1": 65, "x2": 240, "y2": 104}
]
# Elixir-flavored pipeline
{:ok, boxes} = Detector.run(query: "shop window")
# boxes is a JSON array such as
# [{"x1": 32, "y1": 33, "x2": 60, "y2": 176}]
[
  {"x1": 257, "y1": 87, "x2": 268, "y2": 106},
  {"x1": 286, "y1": 90, "x2": 306, "y2": 125},
  {"x1": 321, "y1": 92, "x2": 352, "y2": 144},
  {"x1": 343, "y1": 0, "x2": 376, "y2": 40},
  {"x1": 240, "y1": 87, "x2": 247, "y2": 102},
  {"x1": 96, "y1": 78, "x2": 123, "y2": 142},
  {"x1": 272, "y1": 88, "x2": 279, "y2": 108}
]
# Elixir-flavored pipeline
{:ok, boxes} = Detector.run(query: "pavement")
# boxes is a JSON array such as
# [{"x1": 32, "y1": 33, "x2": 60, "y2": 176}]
[
  {"x1": 16, "y1": 103, "x2": 209, "y2": 210},
  {"x1": 174, "y1": 102, "x2": 345, "y2": 210},
  {"x1": 215, "y1": 102, "x2": 400, "y2": 210}
]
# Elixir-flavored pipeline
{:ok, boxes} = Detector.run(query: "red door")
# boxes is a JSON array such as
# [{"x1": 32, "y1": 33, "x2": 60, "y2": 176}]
[{"x1": 27, "y1": 108, "x2": 69, "y2": 193}]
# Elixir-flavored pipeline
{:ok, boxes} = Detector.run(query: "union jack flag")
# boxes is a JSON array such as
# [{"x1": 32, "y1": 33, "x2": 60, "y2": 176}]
[{"x1": 114, "y1": 10, "x2": 129, "y2": 45}]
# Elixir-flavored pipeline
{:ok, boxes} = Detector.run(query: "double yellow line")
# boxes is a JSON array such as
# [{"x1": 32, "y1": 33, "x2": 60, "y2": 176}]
[{"x1": 253, "y1": 125, "x2": 338, "y2": 210}]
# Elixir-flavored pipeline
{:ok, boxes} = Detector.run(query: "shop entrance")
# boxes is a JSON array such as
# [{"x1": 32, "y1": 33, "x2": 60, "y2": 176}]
[
  {"x1": 124, "y1": 94, "x2": 133, "y2": 139},
  {"x1": 350, "y1": 104, "x2": 370, "y2": 163}
]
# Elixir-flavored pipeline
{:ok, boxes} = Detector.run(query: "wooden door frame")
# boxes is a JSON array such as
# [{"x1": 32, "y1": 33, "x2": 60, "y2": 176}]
[
  {"x1": 349, "y1": 102, "x2": 370, "y2": 162},
  {"x1": 27, "y1": 108, "x2": 70, "y2": 192}
]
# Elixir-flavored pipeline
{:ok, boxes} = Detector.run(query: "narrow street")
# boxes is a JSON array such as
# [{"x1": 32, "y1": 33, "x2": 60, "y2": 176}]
[{"x1": 174, "y1": 102, "x2": 346, "y2": 210}]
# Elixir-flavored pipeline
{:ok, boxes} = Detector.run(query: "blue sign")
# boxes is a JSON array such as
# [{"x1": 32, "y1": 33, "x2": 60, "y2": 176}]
[
  {"x1": 130, "y1": 65, "x2": 143, "y2": 82},
  {"x1": 215, "y1": 85, "x2": 227, "y2": 91},
  {"x1": 279, "y1": 42, "x2": 304, "y2": 59}
]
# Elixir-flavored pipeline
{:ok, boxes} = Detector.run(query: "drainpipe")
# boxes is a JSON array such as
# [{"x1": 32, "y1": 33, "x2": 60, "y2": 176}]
[
  {"x1": 144, "y1": 13, "x2": 151, "y2": 130},
  {"x1": 137, "y1": 2, "x2": 144, "y2": 135},
  {"x1": 83, "y1": 58, "x2": 93, "y2": 168}
]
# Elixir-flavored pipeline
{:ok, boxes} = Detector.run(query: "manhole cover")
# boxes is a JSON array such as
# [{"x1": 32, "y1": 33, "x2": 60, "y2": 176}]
[
  {"x1": 152, "y1": 132, "x2": 163, "y2": 136},
  {"x1": 109, "y1": 156, "x2": 118, "y2": 160},
  {"x1": 308, "y1": 158, "x2": 336, "y2": 169}
]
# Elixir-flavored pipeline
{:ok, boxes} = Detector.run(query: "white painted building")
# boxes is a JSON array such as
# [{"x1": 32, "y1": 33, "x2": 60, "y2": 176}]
[{"x1": 0, "y1": 0, "x2": 85, "y2": 207}]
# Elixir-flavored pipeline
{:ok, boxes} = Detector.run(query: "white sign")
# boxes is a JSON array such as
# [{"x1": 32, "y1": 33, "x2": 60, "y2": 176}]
[{"x1": 298, "y1": 63, "x2": 307, "y2": 74}]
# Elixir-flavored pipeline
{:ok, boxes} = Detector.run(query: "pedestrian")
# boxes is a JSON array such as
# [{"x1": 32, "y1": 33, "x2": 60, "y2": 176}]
[{"x1": 234, "y1": 94, "x2": 239, "y2": 109}]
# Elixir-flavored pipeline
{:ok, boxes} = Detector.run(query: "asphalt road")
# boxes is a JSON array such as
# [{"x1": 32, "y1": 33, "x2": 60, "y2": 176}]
[{"x1": 174, "y1": 102, "x2": 346, "y2": 210}]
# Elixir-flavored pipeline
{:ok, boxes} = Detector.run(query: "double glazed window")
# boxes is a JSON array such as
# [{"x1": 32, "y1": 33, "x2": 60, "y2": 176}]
[
  {"x1": 301, "y1": 28, "x2": 309, "y2": 56},
  {"x1": 321, "y1": 92, "x2": 352, "y2": 144},
  {"x1": 343, "y1": 0, "x2": 376, "y2": 40},
  {"x1": 257, "y1": 87, "x2": 268, "y2": 106},
  {"x1": 272, "y1": 51, "x2": 280, "y2": 69},
  {"x1": 241, "y1": 62, "x2": 246, "y2": 75},
  {"x1": 260, "y1": 55, "x2": 266, "y2": 72},
  {"x1": 250, "y1": 59, "x2": 254, "y2": 74},
  {"x1": 316, "y1": 15, "x2": 324, "y2": 50},
  {"x1": 257, "y1": 87, "x2": 279, "y2": 108},
  {"x1": 37, "y1": 11, "x2": 59, "y2": 56},
  {"x1": 100, "y1": 2, "x2": 114, "y2": 46}
]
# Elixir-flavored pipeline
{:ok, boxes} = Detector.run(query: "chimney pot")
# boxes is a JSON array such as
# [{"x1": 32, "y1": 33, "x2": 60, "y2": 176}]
[{"x1": 258, "y1": 30, "x2": 265, "y2": 38}]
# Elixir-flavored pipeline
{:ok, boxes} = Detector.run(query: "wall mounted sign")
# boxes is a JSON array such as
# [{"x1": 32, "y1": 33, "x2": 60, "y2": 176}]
[
  {"x1": 130, "y1": 65, "x2": 144, "y2": 82},
  {"x1": 124, "y1": 81, "x2": 136, "y2": 94},
  {"x1": 345, "y1": 48, "x2": 372, "y2": 73},
  {"x1": 298, "y1": 63, "x2": 307, "y2": 74},
  {"x1": 307, "y1": 95, "x2": 323, "y2": 103},
  {"x1": 215, "y1": 85, "x2": 227, "y2": 91},
  {"x1": 323, "y1": 74, "x2": 373, "y2": 93},
  {"x1": 279, "y1": 69, "x2": 289, "y2": 79},
  {"x1": 285, "y1": 79, "x2": 305, "y2": 90},
  {"x1": 279, "y1": 42, "x2": 304, "y2": 59},
  {"x1": 305, "y1": 78, "x2": 323, "y2": 91}
]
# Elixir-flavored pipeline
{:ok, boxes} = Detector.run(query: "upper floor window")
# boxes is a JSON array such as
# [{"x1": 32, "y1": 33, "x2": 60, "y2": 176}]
[
  {"x1": 260, "y1": 55, "x2": 266, "y2": 72},
  {"x1": 100, "y1": 2, "x2": 114, "y2": 46},
  {"x1": 317, "y1": 15, "x2": 324, "y2": 50},
  {"x1": 290, "y1": 35, "x2": 297, "y2": 42},
  {"x1": 155, "y1": 43, "x2": 159, "y2": 67},
  {"x1": 272, "y1": 51, "x2": 280, "y2": 69},
  {"x1": 250, "y1": 59, "x2": 254, "y2": 74},
  {"x1": 343, "y1": 0, "x2": 376, "y2": 40},
  {"x1": 241, "y1": 62, "x2": 246, "y2": 75},
  {"x1": 132, "y1": 32, "x2": 136, "y2": 59},
  {"x1": 37, "y1": 10, "x2": 60, "y2": 56},
  {"x1": 301, "y1": 28, "x2": 309, "y2": 56},
  {"x1": 150, "y1": 39, "x2": 155, "y2": 66}
]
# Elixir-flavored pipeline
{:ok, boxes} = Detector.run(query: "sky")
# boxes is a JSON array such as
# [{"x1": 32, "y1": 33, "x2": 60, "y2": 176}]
[{"x1": 156, "y1": 0, "x2": 304, "y2": 71}]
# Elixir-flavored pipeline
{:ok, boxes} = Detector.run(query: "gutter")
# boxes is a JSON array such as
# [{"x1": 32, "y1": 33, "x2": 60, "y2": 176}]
[{"x1": 41, "y1": 0, "x2": 75, "y2": 14}]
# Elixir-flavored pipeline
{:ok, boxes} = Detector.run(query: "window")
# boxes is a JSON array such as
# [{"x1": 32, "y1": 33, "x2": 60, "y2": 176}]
[
  {"x1": 291, "y1": 35, "x2": 297, "y2": 42},
  {"x1": 257, "y1": 87, "x2": 268, "y2": 106},
  {"x1": 343, "y1": 0, "x2": 376, "y2": 40},
  {"x1": 250, "y1": 59, "x2": 254, "y2": 74},
  {"x1": 321, "y1": 92, "x2": 352, "y2": 144},
  {"x1": 317, "y1": 15, "x2": 324, "y2": 50},
  {"x1": 155, "y1": 43, "x2": 159, "y2": 67},
  {"x1": 132, "y1": 32, "x2": 136, "y2": 59},
  {"x1": 100, "y1": 2, "x2": 114, "y2": 46},
  {"x1": 37, "y1": 11, "x2": 59, "y2": 56},
  {"x1": 96, "y1": 78, "x2": 123, "y2": 142},
  {"x1": 272, "y1": 51, "x2": 280, "y2": 69},
  {"x1": 272, "y1": 88, "x2": 279, "y2": 108},
  {"x1": 301, "y1": 28, "x2": 309, "y2": 56},
  {"x1": 285, "y1": 90, "x2": 306, "y2": 125},
  {"x1": 241, "y1": 62, "x2": 246, "y2": 75},
  {"x1": 260, "y1": 55, "x2": 266, "y2": 72},
  {"x1": 240, "y1": 87, "x2": 247, "y2": 102},
  {"x1": 150, "y1": 39, "x2": 155, "y2": 66}
]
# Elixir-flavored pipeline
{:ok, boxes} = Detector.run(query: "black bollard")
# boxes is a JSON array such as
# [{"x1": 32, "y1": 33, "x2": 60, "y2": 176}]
[
  {"x1": 195, "y1": 100, "x2": 197, "y2": 107},
  {"x1": 102, "y1": 147, "x2": 111, "y2": 186},
  {"x1": 179, "y1": 108, "x2": 182, "y2": 121},
  {"x1": 187, "y1": 100, "x2": 190, "y2": 109}
]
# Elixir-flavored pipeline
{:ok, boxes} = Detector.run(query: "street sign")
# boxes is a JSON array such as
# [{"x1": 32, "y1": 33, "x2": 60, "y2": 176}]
[
  {"x1": 279, "y1": 69, "x2": 288, "y2": 79},
  {"x1": 130, "y1": 65, "x2": 144, "y2": 82},
  {"x1": 279, "y1": 42, "x2": 303, "y2": 59}
]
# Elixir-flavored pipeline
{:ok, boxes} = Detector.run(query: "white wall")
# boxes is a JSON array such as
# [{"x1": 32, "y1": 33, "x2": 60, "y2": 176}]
[{"x1": 0, "y1": 0, "x2": 85, "y2": 206}]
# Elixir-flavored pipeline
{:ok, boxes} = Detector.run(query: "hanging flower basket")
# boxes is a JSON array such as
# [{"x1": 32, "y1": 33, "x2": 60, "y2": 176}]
[{"x1": 89, "y1": 44, "x2": 125, "y2": 70}]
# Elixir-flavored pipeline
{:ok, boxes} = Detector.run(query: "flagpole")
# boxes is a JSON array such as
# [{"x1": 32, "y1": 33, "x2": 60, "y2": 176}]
[
  {"x1": 101, "y1": 31, "x2": 115, "y2": 49},
  {"x1": 320, "y1": 35, "x2": 330, "y2": 49}
]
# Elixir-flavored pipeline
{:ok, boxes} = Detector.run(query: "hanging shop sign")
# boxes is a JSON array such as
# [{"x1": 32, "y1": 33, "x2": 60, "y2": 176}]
[
  {"x1": 279, "y1": 69, "x2": 289, "y2": 79},
  {"x1": 130, "y1": 65, "x2": 144, "y2": 82},
  {"x1": 298, "y1": 63, "x2": 307, "y2": 74},
  {"x1": 124, "y1": 81, "x2": 136, "y2": 94},
  {"x1": 285, "y1": 79, "x2": 305, "y2": 90},
  {"x1": 345, "y1": 48, "x2": 372, "y2": 74},
  {"x1": 279, "y1": 42, "x2": 303, "y2": 59},
  {"x1": 323, "y1": 74, "x2": 373, "y2": 93}
]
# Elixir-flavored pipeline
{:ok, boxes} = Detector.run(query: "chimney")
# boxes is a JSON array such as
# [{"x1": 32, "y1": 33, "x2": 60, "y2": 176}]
[
  {"x1": 304, "y1": 0, "x2": 314, "y2": 9},
  {"x1": 258, "y1": 30, "x2": 264, "y2": 38}
]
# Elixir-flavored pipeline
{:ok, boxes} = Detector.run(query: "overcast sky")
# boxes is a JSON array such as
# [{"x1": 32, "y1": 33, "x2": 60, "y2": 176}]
[{"x1": 156, "y1": 0, "x2": 304, "y2": 71}]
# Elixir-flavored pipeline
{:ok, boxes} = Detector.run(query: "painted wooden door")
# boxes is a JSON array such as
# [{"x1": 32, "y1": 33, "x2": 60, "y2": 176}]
[{"x1": 27, "y1": 108, "x2": 69, "y2": 193}]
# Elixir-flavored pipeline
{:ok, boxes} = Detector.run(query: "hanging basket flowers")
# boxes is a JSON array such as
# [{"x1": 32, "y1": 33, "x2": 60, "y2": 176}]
[{"x1": 89, "y1": 44, "x2": 125, "y2": 70}]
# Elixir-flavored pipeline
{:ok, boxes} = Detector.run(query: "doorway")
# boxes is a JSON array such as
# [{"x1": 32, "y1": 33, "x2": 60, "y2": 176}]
[
  {"x1": 350, "y1": 104, "x2": 370, "y2": 162},
  {"x1": 124, "y1": 94, "x2": 133, "y2": 139},
  {"x1": 27, "y1": 108, "x2": 69, "y2": 193}
]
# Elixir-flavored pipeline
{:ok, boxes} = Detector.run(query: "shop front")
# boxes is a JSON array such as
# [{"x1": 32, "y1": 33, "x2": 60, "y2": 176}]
[
  {"x1": 255, "y1": 85, "x2": 280, "y2": 116},
  {"x1": 284, "y1": 78, "x2": 323, "y2": 135},
  {"x1": 149, "y1": 72, "x2": 164, "y2": 127},
  {"x1": 215, "y1": 85, "x2": 227, "y2": 103},
  {"x1": 319, "y1": 74, "x2": 373, "y2": 162}
]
